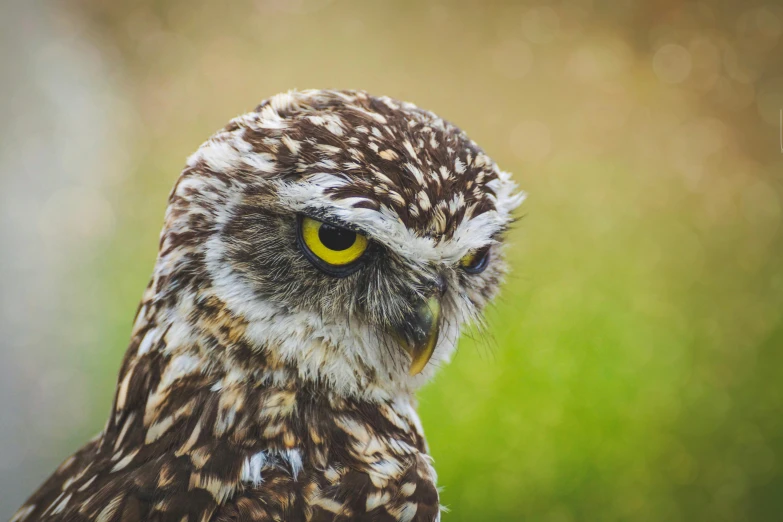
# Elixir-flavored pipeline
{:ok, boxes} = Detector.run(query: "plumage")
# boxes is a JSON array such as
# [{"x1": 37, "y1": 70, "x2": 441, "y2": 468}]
[{"x1": 12, "y1": 89, "x2": 523, "y2": 522}]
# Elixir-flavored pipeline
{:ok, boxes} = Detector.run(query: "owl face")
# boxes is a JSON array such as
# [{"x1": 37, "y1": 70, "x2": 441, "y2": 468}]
[{"x1": 159, "y1": 90, "x2": 523, "y2": 398}]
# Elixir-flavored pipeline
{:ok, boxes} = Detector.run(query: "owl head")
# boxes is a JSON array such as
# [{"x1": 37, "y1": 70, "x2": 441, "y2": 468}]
[{"x1": 148, "y1": 90, "x2": 523, "y2": 400}]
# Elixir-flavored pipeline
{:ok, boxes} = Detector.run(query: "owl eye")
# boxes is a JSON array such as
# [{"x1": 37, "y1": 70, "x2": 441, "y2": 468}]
[
  {"x1": 459, "y1": 246, "x2": 490, "y2": 274},
  {"x1": 298, "y1": 216, "x2": 369, "y2": 275}
]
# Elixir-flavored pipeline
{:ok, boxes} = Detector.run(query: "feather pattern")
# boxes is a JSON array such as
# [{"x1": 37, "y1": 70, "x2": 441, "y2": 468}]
[{"x1": 13, "y1": 90, "x2": 521, "y2": 522}]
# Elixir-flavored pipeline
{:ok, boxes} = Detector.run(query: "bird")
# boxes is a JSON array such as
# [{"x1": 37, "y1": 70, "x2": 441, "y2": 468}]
[{"x1": 12, "y1": 89, "x2": 523, "y2": 522}]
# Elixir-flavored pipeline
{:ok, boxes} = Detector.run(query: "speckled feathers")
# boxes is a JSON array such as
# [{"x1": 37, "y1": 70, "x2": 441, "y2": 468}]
[{"x1": 13, "y1": 90, "x2": 523, "y2": 522}]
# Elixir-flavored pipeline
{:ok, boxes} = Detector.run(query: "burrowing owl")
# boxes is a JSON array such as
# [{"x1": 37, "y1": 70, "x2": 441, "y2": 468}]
[{"x1": 13, "y1": 90, "x2": 523, "y2": 522}]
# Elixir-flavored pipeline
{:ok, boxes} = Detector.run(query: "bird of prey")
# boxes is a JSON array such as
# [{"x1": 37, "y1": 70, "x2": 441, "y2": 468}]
[{"x1": 12, "y1": 89, "x2": 523, "y2": 522}]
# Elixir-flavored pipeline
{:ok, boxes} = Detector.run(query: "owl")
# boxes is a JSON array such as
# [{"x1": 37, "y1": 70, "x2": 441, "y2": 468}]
[{"x1": 12, "y1": 90, "x2": 523, "y2": 522}]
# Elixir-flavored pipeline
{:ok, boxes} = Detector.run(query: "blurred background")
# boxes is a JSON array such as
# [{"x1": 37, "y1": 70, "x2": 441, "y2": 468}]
[{"x1": 1, "y1": 0, "x2": 782, "y2": 519}]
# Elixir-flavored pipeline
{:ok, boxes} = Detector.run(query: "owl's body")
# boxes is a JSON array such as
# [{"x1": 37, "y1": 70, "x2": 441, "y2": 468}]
[{"x1": 13, "y1": 90, "x2": 522, "y2": 522}]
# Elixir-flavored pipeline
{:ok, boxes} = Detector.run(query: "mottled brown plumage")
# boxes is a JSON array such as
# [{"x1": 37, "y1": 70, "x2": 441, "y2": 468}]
[{"x1": 13, "y1": 90, "x2": 522, "y2": 522}]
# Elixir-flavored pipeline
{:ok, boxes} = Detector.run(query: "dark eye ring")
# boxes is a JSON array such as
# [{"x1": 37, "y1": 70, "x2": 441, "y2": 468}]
[{"x1": 459, "y1": 246, "x2": 491, "y2": 274}]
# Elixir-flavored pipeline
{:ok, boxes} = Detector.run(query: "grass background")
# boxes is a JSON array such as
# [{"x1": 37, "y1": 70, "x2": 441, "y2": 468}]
[{"x1": 2, "y1": 1, "x2": 782, "y2": 520}]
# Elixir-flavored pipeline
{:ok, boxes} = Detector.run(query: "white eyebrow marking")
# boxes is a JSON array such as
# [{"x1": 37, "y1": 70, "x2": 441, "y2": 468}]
[{"x1": 271, "y1": 171, "x2": 523, "y2": 264}]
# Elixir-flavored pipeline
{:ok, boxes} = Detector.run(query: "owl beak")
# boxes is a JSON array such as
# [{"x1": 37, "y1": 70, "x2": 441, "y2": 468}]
[{"x1": 397, "y1": 296, "x2": 441, "y2": 376}]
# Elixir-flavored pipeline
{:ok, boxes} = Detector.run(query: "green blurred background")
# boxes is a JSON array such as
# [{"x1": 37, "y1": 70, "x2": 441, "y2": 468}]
[{"x1": 1, "y1": 0, "x2": 782, "y2": 520}]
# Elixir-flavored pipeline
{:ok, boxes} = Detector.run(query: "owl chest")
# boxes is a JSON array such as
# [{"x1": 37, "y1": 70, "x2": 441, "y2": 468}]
[
  {"x1": 201, "y1": 394, "x2": 441, "y2": 521},
  {"x1": 227, "y1": 445, "x2": 441, "y2": 522},
  {"x1": 20, "y1": 416, "x2": 439, "y2": 522},
  {"x1": 32, "y1": 363, "x2": 441, "y2": 521}
]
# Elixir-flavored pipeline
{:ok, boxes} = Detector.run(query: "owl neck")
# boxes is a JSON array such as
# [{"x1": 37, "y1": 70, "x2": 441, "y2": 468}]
[
  {"x1": 114, "y1": 275, "x2": 422, "y2": 414},
  {"x1": 104, "y1": 282, "x2": 428, "y2": 456}
]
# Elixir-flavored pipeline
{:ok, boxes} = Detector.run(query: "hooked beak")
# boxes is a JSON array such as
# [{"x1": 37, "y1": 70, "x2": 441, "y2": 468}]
[{"x1": 395, "y1": 295, "x2": 441, "y2": 376}]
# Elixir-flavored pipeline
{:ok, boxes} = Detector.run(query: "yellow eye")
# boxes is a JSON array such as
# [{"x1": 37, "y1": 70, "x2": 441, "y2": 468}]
[
  {"x1": 459, "y1": 246, "x2": 490, "y2": 274},
  {"x1": 300, "y1": 216, "x2": 369, "y2": 269}
]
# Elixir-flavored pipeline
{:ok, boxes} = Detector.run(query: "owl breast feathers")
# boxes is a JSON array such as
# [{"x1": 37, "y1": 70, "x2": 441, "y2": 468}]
[{"x1": 13, "y1": 90, "x2": 523, "y2": 522}]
